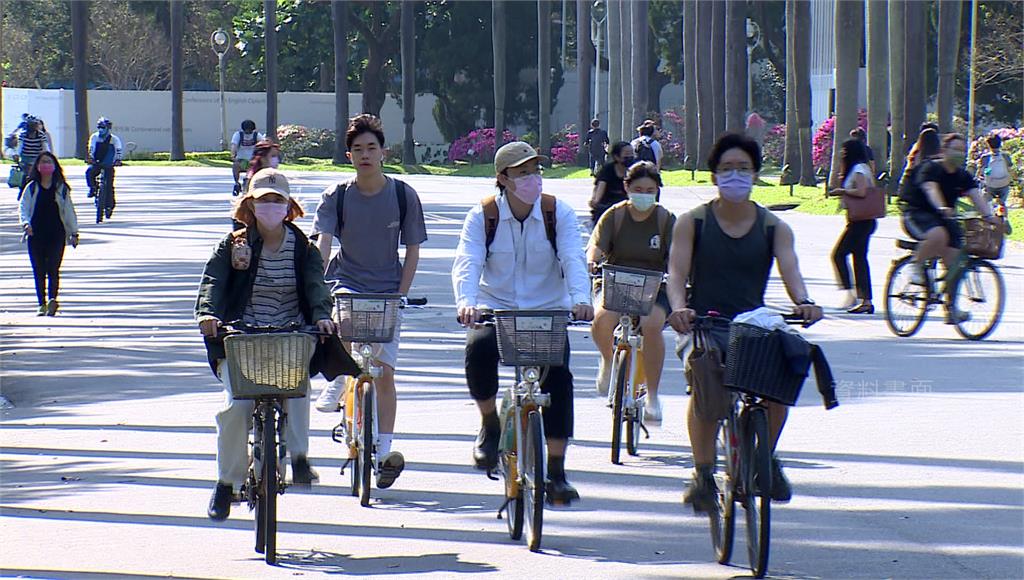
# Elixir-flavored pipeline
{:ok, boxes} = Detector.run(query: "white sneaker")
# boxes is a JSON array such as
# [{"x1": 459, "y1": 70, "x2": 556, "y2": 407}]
[
  {"x1": 596, "y1": 359, "x2": 611, "y2": 396},
  {"x1": 644, "y1": 397, "x2": 663, "y2": 424},
  {"x1": 909, "y1": 263, "x2": 927, "y2": 286},
  {"x1": 314, "y1": 380, "x2": 345, "y2": 413}
]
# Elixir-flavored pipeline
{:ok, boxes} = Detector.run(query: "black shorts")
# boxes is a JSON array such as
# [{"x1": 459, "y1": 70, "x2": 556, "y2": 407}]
[{"x1": 902, "y1": 211, "x2": 963, "y2": 250}]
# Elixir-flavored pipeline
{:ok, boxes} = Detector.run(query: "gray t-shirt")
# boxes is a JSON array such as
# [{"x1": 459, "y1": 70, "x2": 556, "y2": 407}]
[{"x1": 312, "y1": 176, "x2": 427, "y2": 293}]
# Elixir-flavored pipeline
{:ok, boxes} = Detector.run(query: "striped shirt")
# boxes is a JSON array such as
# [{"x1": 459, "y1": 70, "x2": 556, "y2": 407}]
[
  {"x1": 243, "y1": 228, "x2": 304, "y2": 327},
  {"x1": 18, "y1": 131, "x2": 48, "y2": 166}
]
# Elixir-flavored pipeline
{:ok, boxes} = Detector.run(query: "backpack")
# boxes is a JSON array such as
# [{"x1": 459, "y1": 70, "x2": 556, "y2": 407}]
[
  {"x1": 334, "y1": 178, "x2": 408, "y2": 232},
  {"x1": 986, "y1": 153, "x2": 1011, "y2": 188},
  {"x1": 689, "y1": 201, "x2": 778, "y2": 265},
  {"x1": 482, "y1": 193, "x2": 558, "y2": 256},
  {"x1": 237, "y1": 130, "x2": 258, "y2": 148},
  {"x1": 634, "y1": 138, "x2": 658, "y2": 164},
  {"x1": 609, "y1": 202, "x2": 673, "y2": 262}
]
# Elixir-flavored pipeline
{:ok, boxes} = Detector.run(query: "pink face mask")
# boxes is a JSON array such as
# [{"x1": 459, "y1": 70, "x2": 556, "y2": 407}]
[
  {"x1": 511, "y1": 174, "x2": 543, "y2": 204},
  {"x1": 37, "y1": 163, "x2": 56, "y2": 177},
  {"x1": 253, "y1": 201, "x2": 289, "y2": 227}
]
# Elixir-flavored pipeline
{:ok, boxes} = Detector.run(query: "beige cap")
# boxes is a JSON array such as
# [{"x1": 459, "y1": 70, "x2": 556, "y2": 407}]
[
  {"x1": 494, "y1": 141, "x2": 550, "y2": 174},
  {"x1": 248, "y1": 168, "x2": 291, "y2": 200}
]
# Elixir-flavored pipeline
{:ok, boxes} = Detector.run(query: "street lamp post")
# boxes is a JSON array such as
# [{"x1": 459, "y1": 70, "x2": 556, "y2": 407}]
[
  {"x1": 592, "y1": 0, "x2": 607, "y2": 124},
  {"x1": 745, "y1": 18, "x2": 761, "y2": 113},
  {"x1": 210, "y1": 28, "x2": 231, "y2": 151}
]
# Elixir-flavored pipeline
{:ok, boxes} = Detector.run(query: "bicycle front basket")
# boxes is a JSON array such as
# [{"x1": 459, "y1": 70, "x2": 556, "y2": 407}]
[
  {"x1": 723, "y1": 322, "x2": 805, "y2": 406},
  {"x1": 334, "y1": 293, "x2": 402, "y2": 343},
  {"x1": 600, "y1": 265, "x2": 663, "y2": 316},
  {"x1": 223, "y1": 332, "x2": 317, "y2": 399},
  {"x1": 494, "y1": 310, "x2": 570, "y2": 367}
]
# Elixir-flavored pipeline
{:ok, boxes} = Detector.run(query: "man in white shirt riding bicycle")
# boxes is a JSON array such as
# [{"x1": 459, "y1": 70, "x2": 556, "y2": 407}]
[{"x1": 231, "y1": 120, "x2": 265, "y2": 196}]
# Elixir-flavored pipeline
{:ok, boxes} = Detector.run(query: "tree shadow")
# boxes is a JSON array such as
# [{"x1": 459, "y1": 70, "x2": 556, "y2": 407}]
[{"x1": 274, "y1": 549, "x2": 498, "y2": 575}]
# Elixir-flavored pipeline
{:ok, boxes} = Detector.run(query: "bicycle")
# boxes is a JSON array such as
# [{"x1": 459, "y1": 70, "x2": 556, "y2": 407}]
[
  {"x1": 92, "y1": 164, "x2": 115, "y2": 223},
  {"x1": 884, "y1": 220, "x2": 1005, "y2": 341},
  {"x1": 479, "y1": 309, "x2": 570, "y2": 552},
  {"x1": 597, "y1": 265, "x2": 663, "y2": 464},
  {"x1": 218, "y1": 322, "x2": 320, "y2": 565},
  {"x1": 330, "y1": 293, "x2": 427, "y2": 507}
]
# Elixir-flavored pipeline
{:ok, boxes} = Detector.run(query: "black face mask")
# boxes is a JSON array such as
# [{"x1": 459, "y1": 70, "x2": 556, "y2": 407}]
[{"x1": 620, "y1": 156, "x2": 635, "y2": 166}]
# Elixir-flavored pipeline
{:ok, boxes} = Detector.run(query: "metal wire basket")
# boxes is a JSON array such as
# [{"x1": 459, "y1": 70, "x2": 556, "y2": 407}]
[
  {"x1": 723, "y1": 322, "x2": 806, "y2": 406},
  {"x1": 223, "y1": 332, "x2": 317, "y2": 399},
  {"x1": 334, "y1": 293, "x2": 402, "y2": 343},
  {"x1": 600, "y1": 265, "x2": 663, "y2": 316},
  {"x1": 494, "y1": 310, "x2": 570, "y2": 367}
]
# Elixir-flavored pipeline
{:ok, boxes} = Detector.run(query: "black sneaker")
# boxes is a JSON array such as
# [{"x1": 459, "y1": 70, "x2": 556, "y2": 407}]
[
  {"x1": 87, "y1": 188, "x2": 95, "y2": 198},
  {"x1": 376, "y1": 451, "x2": 405, "y2": 489},
  {"x1": 770, "y1": 456, "x2": 792, "y2": 502},
  {"x1": 472, "y1": 426, "x2": 500, "y2": 471},
  {"x1": 545, "y1": 477, "x2": 580, "y2": 506},
  {"x1": 207, "y1": 482, "x2": 233, "y2": 521},
  {"x1": 683, "y1": 470, "x2": 718, "y2": 514},
  {"x1": 232, "y1": 183, "x2": 241, "y2": 196},
  {"x1": 291, "y1": 456, "x2": 319, "y2": 487}
]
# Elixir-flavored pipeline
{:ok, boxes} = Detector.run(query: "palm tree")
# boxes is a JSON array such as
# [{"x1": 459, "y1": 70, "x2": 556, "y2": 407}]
[
  {"x1": 332, "y1": 0, "x2": 349, "y2": 164},
  {"x1": 888, "y1": 0, "x2": 906, "y2": 189},
  {"x1": 71, "y1": 0, "x2": 90, "y2": 159},
  {"x1": 936, "y1": 0, "x2": 962, "y2": 132},
  {"x1": 793, "y1": 0, "x2": 815, "y2": 186},
  {"x1": 866, "y1": 0, "x2": 888, "y2": 168},
  {"x1": 538, "y1": 0, "x2": 552, "y2": 157},
  {"x1": 577, "y1": 0, "x2": 593, "y2": 166},
  {"x1": 607, "y1": 0, "x2": 622, "y2": 141},
  {"x1": 400, "y1": 0, "x2": 415, "y2": 164},
  {"x1": 493, "y1": 0, "x2": 506, "y2": 142},
  {"x1": 630, "y1": 0, "x2": 648, "y2": 130},
  {"x1": 711, "y1": 0, "x2": 726, "y2": 137},
  {"x1": 902, "y1": 0, "x2": 925, "y2": 151},
  {"x1": 695, "y1": 0, "x2": 713, "y2": 169},
  {"x1": 265, "y1": 0, "x2": 278, "y2": 142},
  {"x1": 781, "y1": 0, "x2": 801, "y2": 183},
  {"x1": 619, "y1": 0, "x2": 632, "y2": 136},
  {"x1": 683, "y1": 0, "x2": 697, "y2": 169},
  {"x1": 829, "y1": 0, "x2": 863, "y2": 189},
  {"x1": 724, "y1": 0, "x2": 746, "y2": 133},
  {"x1": 170, "y1": 0, "x2": 184, "y2": 160}
]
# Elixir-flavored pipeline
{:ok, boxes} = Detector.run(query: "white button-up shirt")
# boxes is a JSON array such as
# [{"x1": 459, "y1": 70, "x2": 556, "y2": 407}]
[{"x1": 452, "y1": 193, "x2": 591, "y2": 311}]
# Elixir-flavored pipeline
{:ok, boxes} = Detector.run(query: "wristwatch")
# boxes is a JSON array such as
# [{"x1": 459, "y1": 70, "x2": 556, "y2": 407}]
[{"x1": 798, "y1": 298, "x2": 816, "y2": 306}]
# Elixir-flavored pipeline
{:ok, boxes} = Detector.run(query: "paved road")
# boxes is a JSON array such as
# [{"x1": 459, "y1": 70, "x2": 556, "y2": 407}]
[{"x1": 2, "y1": 167, "x2": 1022, "y2": 579}]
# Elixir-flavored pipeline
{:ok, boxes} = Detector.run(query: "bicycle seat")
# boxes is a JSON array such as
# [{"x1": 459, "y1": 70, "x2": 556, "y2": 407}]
[{"x1": 896, "y1": 239, "x2": 919, "y2": 251}]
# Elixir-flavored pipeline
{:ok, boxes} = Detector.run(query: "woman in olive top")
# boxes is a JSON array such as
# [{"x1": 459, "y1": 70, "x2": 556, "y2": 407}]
[{"x1": 586, "y1": 161, "x2": 675, "y2": 423}]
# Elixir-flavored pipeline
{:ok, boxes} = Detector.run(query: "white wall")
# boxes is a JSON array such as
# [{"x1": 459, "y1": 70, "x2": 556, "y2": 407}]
[{"x1": 2, "y1": 88, "x2": 445, "y2": 158}]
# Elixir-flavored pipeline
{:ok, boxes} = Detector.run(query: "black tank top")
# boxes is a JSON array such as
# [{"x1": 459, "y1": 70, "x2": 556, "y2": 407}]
[{"x1": 689, "y1": 203, "x2": 774, "y2": 319}]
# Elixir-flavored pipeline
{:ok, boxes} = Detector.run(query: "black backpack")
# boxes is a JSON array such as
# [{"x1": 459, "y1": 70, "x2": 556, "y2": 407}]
[{"x1": 635, "y1": 138, "x2": 657, "y2": 164}]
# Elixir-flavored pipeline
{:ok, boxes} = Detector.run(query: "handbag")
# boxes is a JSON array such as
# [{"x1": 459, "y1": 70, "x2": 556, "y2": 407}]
[
  {"x1": 8, "y1": 165, "x2": 24, "y2": 189},
  {"x1": 684, "y1": 326, "x2": 733, "y2": 421},
  {"x1": 844, "y1": 184, "x2": 886, "y2": 221}
]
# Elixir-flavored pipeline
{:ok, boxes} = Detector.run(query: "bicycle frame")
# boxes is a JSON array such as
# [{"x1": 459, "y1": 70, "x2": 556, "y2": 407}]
[
  {"x1": 246, "y1": 397, "x2": 288, "y2": 507},
  {"x1": 338, "y1": 342, "x2": 381, "y2": 472},
  {"x1": 612, "y1": 314, "x2": 648, "y2": 415},
  {"x1": 509, "y1": 366, "x2": 549, "y2": 495}
]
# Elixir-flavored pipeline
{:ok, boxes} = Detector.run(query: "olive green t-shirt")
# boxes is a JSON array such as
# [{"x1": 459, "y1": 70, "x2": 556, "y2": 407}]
[{"x1": 591, "y1": 202, "x2": 676, "y2": 272}]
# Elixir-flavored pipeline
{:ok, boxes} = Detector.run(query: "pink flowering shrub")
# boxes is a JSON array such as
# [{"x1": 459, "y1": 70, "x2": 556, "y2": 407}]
[
  {"x1": 762, "y1": 124, "x2": 786, "y2": 167},
  {"x1": 447, "y1": 128, "x2": 517, "y2": 163},
  {"x1": 812, "y1": 110, "x2": 868, "y2": 172},
  {"x1": 550, "y1": 125, "x2": 580, "y2": 165},
  {"x1": 277, "y1": 124, "x2": 336, "y2": 159}
]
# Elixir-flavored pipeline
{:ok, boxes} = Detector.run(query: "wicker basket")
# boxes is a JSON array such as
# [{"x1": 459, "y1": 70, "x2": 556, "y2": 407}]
[
  {"x1": 600, "y1": 265, "x2": 663, "y2": 316},
  {"x1": 223, "y1": 333, "x2": 317, "y2": 399},
  {"x1": 723, "y1": 322, "x2": 805, "y2": 406},
  {"x1": 334, "y1": 293, "x2": 402, "y2": 343},
  {"x1": 494, "y1": 310, "x2": 569, "y2": 367},
  {"x1": 962, "y1": 217, "x2": 1005, "y2": 260}
]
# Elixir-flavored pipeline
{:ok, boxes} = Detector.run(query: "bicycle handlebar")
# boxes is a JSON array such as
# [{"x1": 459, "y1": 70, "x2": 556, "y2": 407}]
[
  {"x1": 215, "y1": 321, "x2": 333, "y2": 338},
  {"x1": 403, "y1": 297, "x2": 428, "y2": 307}
]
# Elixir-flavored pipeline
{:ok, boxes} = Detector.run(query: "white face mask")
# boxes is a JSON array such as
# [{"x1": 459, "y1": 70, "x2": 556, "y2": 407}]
[{"x1": 629, "y1": 193, "x2": 656, "y2": 212}]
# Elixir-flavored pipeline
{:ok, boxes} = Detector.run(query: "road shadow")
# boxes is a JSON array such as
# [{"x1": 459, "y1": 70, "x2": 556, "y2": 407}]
[{"x1": 274, "y1": 549, "x2": 498, "y2": 575}]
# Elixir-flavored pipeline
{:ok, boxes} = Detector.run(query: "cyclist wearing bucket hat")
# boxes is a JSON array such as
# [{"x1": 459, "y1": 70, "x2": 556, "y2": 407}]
[{"x1": 452, "y1": 141, "x2": 593, "y2": 505}]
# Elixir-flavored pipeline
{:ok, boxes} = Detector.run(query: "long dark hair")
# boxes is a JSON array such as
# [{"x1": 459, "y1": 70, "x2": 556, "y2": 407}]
[
  {"x1": 28, "y1": 151, "x2": 69, "y2": 192},
  {"x1": 906, "y1": 128, "x2": 941, "y2": 168},
  {"x1": 839, "y1": 139, "x2": 870, "y2": 185}
]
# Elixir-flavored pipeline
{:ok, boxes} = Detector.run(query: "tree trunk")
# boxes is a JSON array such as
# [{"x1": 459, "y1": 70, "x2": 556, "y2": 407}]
[
  {"x1": 936, "y1": 0, "x2": 962, "y2": 132},
  {"x1": 781, "y1": 0, "x2": 801, "y2": 182},
  {"x1": 630, "y1": 0, "x2": 648, "y2": 129},
  {"x1": 829, "y1": 0, "x2": 863, "y2": 189},
  {"x1": 793, "y1": 0, "x2": 815, "y2": 185},
  {"x1": 889, "y1": 0, "x2": 906, "y2": 189},
  {"x1": 332, "y1": 0, "x2": 349, "y2": 163},
  {"x1": 170, "y1": 0, "x2": 185, "y2": 160},
  {"x1": 265, "y1": 0, "x2": 279, "y2": 141},
  {"x1": 711, "y1": 0, "x2": 726, "y2": 137},
  {"x1": 724, "y1": 0, "x2": 746, "y2": 133},
  {"x1": 71, "y1": 0, "x2": 90, "y2": 159},
  {"x1": 538, "y1": 0, "x2": 552, "y2": 157},
  {"x1": 866, "y1": 0, "x2": 888, "y2": 168},
  {"x1": 695, "y1": 0, "x2": 713, "y2": 169},
  {"x1": 577, "y1": 0, "x2": 592, "y2": 165},
  {"x1": 607, "y1": 0, "x2": 622, "y2": 141},
  {"x1": 401, "y1": 0, "x2": 415, "y2": 164},
  {"x1": 493, "y1": 0, "x2": 506, "y2": 142},
  {"x1": 619, "y1": 0, "x2": 632, "y2": 136},
  {"x1": 902, "y1": 0, "x2": 925, "y2": 151},
  {"x1": 683, "y1": 0, "x2": 698, "y2": 170}
]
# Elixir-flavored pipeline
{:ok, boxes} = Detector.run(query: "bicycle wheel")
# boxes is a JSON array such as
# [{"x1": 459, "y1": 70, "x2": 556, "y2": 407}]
[
  {"x1": 711, "y1": 417, "x2": 737, "y2": 564},
  {"x1": 95, "y1": 178, "x2": 105, "y2": 224},
  {"x1": 359, "y1": 385, "x2": 374, "y2": 507},
  {"x1": 523, "y1": 409, "x2": 545, "y2": 552},
  {"x1": 626, "y1": 353, "x2": 644, "y2": 457},
  {"x1": 610, "y1": 349, "x2": 629, "y2": 464},
  {"x1": 261, "y1": 404, "x2": 278, "y2": 565},
  {"x1": 884, "y1": 256, "x2": 929, "y2": 337},
  {"x1": 952, "y1": 259, "x2": 1005, "y2": 341},
  {"x1": 742, "y1": 408, "x2": 771, "y2": 579},
  {"x1": 349, "y1": 382, "x2": 361, "y2": 498},
  {"x1": 252, "y1": 413, "x2": 266, "y2": 555},
  {"x1": 501, "y1": 447, "x2": 524, "y2": 540}
]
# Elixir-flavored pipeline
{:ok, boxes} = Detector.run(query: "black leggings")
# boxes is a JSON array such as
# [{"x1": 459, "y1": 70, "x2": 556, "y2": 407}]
[
  {"x1": 28, "y1": 236, "x2": 66, "y2": 305},
  {"x1": 832, "y1": 219, "x2": 877, "y2": 300},
  {"x1": 465, "y1": 325, "x2": 575, "y2": 440}
]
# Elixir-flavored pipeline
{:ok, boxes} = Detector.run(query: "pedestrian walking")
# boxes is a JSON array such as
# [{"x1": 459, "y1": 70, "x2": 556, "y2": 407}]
[
  {"x1": 588, "y1": 141, "x2": 634, "y2": 226},
  {"x1": 830, "y1": 139, "x2": 878, "y2": 314},
  {"x1": 584, "y1": 119, "x2": 609, "y2": 175},
  {"x1": 18, "y1": 152, "x2": 79, "y2": 316}
]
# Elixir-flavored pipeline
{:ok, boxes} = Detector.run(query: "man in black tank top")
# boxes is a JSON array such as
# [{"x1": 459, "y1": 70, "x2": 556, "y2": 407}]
[{"x1": 665, "y1": 134, "x2": 823, "y2": 513}]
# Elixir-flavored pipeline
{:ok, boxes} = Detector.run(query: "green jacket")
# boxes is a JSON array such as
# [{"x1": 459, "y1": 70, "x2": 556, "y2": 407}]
[{"x1": 195, "y1": 222, "x2": 333, "y2": 369}]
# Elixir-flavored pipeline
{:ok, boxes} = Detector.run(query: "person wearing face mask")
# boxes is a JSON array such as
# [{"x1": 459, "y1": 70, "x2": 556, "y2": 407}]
[
  {"x1": 900, "y1": 133, "x2": 998, "y2": 320},
  {"x1": 452, "y1": 141, "x2": 595, "y2": 505},
  {"x1": 86, "y1": 117, "x2": 123, "y2": 220},
  {"x1": 666, "y1": 133, "x2": 823, "y2": 513},
  {"x1": 196, "y1": 168, "x2": 344, "y2": 521},
  {"x1": 244, "y1": 139, "x2": 283, "y2": 193},
  {"x1": 19, "y1": 152, "x2": 80, "y2": 316},
  {"x1": 589, "y1": 141, "x2": 635, "y2": 226},
  {"x1": 586, "y1": 161, "x2": 675, "y2": 423}
]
